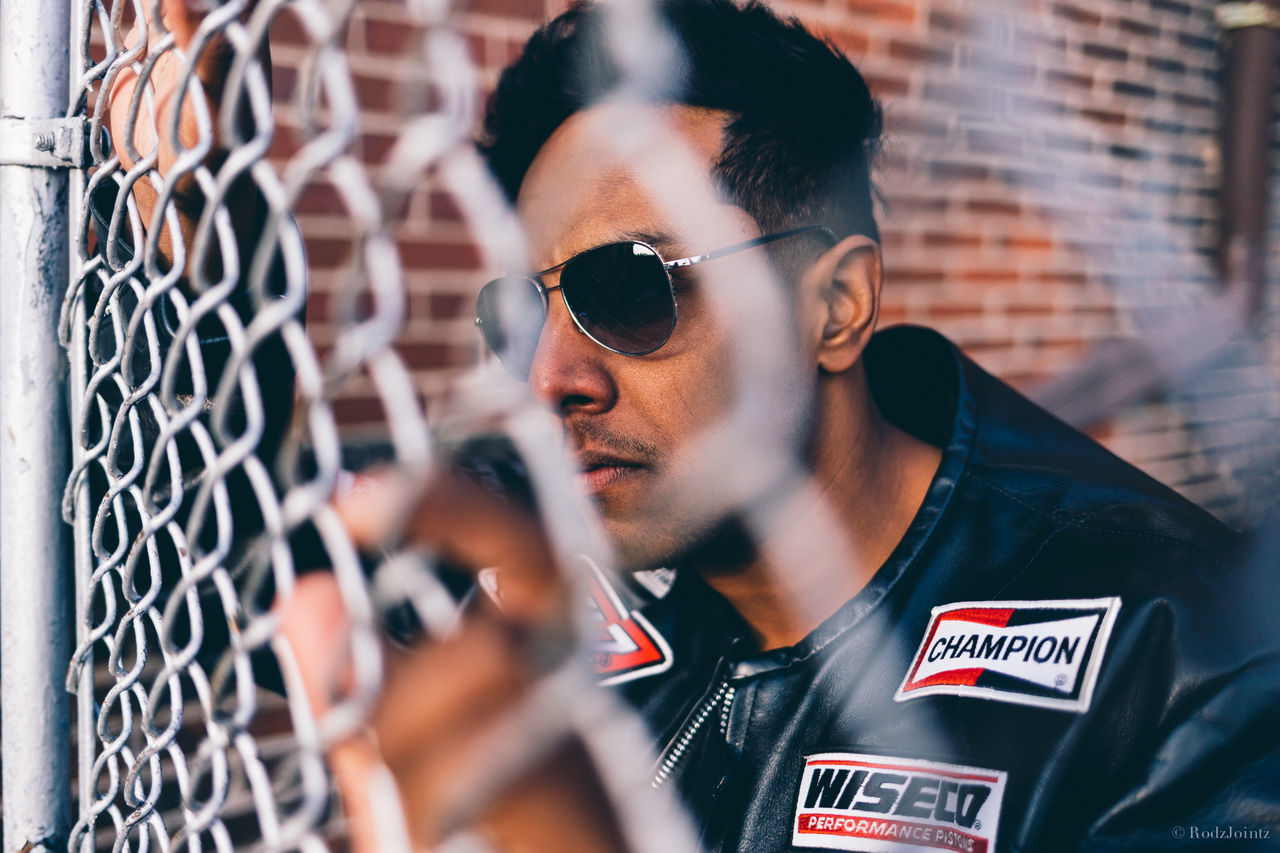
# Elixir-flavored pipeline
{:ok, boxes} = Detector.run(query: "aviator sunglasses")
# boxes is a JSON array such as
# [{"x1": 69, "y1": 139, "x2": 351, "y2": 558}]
[{"x1": 475, "y1": 224, "x2": 834, "y2": 379}]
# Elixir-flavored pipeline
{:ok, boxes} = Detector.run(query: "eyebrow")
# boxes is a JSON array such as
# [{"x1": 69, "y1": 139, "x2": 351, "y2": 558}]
[
  {"x1": 532, "y1": 229, "x2": 687, "y2": 276},
  {"x1": 625, "y1": 230, "x2": 684, "y2": 255}
]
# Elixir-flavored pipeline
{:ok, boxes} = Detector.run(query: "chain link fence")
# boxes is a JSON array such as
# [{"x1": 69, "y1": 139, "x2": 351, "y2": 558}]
[
  {"x1": 59, "y1": 0, "x2": 497, "y2": 848},
  {"x1": 0, "y1": 0, "x2": 1277, "y2": 851}
]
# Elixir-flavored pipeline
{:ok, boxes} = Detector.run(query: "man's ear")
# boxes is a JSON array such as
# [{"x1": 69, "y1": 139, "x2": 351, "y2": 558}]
[{"x1": 802, "y1": 235, "x2": 882, "y2": 374}]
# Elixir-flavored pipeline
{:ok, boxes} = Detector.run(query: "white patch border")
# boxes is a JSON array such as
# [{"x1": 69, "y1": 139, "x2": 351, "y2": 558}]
[
  {"x1": 581, "y1": 556, "x2": 675, "y2": 686},
  {"x1": 793, "y1": 750, "x2": 1008, "y2": 853},
  {"x1": 893, "y1": 597, "x2": 1122, "y2": 713}
]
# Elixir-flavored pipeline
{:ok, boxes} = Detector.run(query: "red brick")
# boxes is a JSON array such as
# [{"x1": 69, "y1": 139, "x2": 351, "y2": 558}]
[
  {"x1": 889, "y1": 268, "x2": 946, "y2": 284},
  {"x1": 846, "y1": 0, "x2": 918, "y2": 26},
  {"x1": 357, "y1": 132, "x2": 398, "y2": 163},
  {"x1": 429, "y1": 191, "x2": 465, "y2": 223},
  {"x1": 1113, "y1": 80, "x2": 1157, "y2": 100},
  {"x1": 272, "y1": 65, "x2": 298, "y2": 101},
  {"x1": 864, "y1": 73, "x2": 910, "y2": 97},
  {"x1": 466, "y1": 0, "x2": 546, "y2": 19},
  {"x1": 1173, "y1": 92, "x2": 1213, "y2": 110},
  {"x1": 268, "y1": 9, "x2": 313, "y2": 47},
  {"x1": 815, "y1": 25, "x2": 870, "y2": 57},
  {"x1": 1034, "y1": 271, "x2": 1089, "y2": 286},
  {"x1": 304, "y1": 237, "x2": 355, "y2": 269},
  {"x1": 888, "y1": 39, "x2": 952, "y2": 64},
  {"x1": 1004, "y1": 303, "x2": 1057, "y2": 316},
  {"x1": 398, "y1": 239, "x2": 483, "y2": 270},
  {"x1": 1151, "y1": 0, "x2": 1193, "y2": 16},
  {"x1": 961, "y1": 340, "x2": 1016, "y2": 355},
  {"x1": 399, "y1": 341, "x2": 461, "y2": 367},
  {"x1": 353, "y1": 72, "x2": 399, "y2": 113},
  {"x1": 967, "y1": 199, "x2": 1022, "y2": 217},
  {"x1": 1086, "y1": 419, "x2": 1118, "y2": 444},
  {"x1": 1009, "y1": 93, "x2": 1068, "y2": 116},
  {"x1": 1046, "y1": 69, "x2": 1093, "y2": 90},
  {"x1": 363, "y1": 18, "x2": 421, "y2": 54},
  {"x1": 265, "y1": 123, "x2": 303, "y2": 161},
  {"x1": 1146, "y1": 56, "x2": 1187, "y2": 75},
  {"x1": 879, "y1": 232, "x2": 908, "y2": 251},
  {"x1": 923, "y1": 231, "x2": 982, "y2": 249},
  {"x1": 296, "y1": 181, "x2": 348, "y2": 216},
  {"x1": 879, "y1": 305, "x2": 910, "y2": 325},
  {"x1": 330, "y1": 394, "x2": 390, "y2": 426},
  {"x1": 501, "y1": 36, "x2": 530, "y2": 65},
  {"x1": 1052, "y1": 3, "x2": 1102, "y2": 26},
  {"x1": 1003, "y1": 234, "x2": 1056, "y2": 252},
  {"x1": 885, "y1": 114, "x2": 948, "y2": 137},
  {"x1": 930, "y1": 161, "x2": 991, "y2": 181},
  {"x1": 428, "y1": 292, "x2": 468, "y2": 319},
  {"x1": 1176, "y1": 32, "x2": 1216, "y2": 52},
  {"x1": 1081, "y1": 108, "x2": 1127, "y2": 127},
  {"x1": 1081, "y1": 42, "x2": 1128, "y2": 63},
  {"x1": 1118, "y1": 17, "x2": 1160, "y2": 38},
  {"x1": 885, "y1": 196, "x2": 950, "y2": 215},
  {"x1": 928, "y1": 9, "x2": 971, "y2": 34},
  {"x1": 464, "y1": 33, "x2": 489, "y2": 66},
  {"x1": 960, "y1": 269, "x2": 1020, "y2": 284}
]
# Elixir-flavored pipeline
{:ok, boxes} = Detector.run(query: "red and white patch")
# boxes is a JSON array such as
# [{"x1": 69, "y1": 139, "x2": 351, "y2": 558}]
[
  {"x1": 581, "y1": 557, "x2": 673, "y2": 685},
  {"x1": 895, "y1": 598, "x2": 1121, "y2": 713},
  {"x1": 793, "y1": 752, "x2": 1007, "y2": 853}
]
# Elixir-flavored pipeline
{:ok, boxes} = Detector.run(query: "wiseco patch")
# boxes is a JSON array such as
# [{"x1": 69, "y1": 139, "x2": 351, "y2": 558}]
[
  {"x1": 793, "y1": 752, "x2": 1007, "y2": 853},
  {"x1": 895, "y1": 598, "x2": 1121, "y2": 713},
  {"x1": 582, "y1": 557, "x2": 673, "y2": 686}
]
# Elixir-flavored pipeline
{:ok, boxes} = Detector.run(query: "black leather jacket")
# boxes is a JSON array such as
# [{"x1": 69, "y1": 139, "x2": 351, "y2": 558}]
[{"x1": 607, "y1": 326, "x2": 1280, "y2": 853}]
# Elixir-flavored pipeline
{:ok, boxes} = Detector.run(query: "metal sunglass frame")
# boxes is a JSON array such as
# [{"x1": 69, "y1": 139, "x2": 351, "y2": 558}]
[{"x1": 476, "y1": 224, "x2": 836, "y2": 364}]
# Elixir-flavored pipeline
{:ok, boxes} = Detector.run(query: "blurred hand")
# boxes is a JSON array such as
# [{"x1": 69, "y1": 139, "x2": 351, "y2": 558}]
[
  {"x1": 105, "y1": 0, "x2": 268, "y2": 273},
  {"x1": 279, "y1": 471, "x2": 629, "y2": 853}
]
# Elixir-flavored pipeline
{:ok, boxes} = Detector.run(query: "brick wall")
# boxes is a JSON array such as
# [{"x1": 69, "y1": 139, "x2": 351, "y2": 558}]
[{"x1": 268, "y1": 0, "x2": 1277, "y2": 526}]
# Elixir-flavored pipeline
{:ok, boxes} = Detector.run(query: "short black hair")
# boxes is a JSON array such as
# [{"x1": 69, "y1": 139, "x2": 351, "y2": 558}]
[{"x1": 479, "y1": 0, "x2": 883, "y2": 247}]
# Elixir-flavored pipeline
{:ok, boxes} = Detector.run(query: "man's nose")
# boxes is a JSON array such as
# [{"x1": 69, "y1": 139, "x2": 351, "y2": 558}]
[{"x1": 527, "y1": 293, "x2": 617, "y2": 416}]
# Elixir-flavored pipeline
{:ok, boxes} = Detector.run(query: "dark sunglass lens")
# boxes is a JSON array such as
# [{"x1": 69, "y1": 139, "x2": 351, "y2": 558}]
[
  {"x1": 476, "y1": 276, "x2": 546, "y2": 378},
  {"x1": 560, "y1": 242, "x2": 675, "y2": 354}
]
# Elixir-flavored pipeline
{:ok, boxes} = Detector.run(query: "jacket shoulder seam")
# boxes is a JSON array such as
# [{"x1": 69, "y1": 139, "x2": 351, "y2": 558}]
[{"x1": 966, "y1": 471, "x2": 1218, "y2": 564}]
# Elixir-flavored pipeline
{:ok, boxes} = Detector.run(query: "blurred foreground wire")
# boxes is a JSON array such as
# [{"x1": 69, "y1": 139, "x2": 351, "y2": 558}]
[{"x1": 0, "y1": 0, "x2": 1271, "y2": 850}]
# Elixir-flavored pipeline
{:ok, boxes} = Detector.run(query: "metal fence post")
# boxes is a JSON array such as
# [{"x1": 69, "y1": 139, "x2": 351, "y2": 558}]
[{"x1": 0, "y1": 0, "x2": 74, "y2": 850}]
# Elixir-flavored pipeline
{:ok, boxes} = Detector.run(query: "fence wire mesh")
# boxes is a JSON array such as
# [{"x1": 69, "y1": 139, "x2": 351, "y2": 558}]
[{"x1": 60, "y1": 1, "x2": 488, "y2": 848}]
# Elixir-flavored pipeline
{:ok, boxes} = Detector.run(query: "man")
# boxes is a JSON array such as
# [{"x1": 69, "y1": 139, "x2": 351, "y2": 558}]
[
  {"x1": 111, "y1": 0, "x2": 1280, "y2": 850},
  {"x1": 426, "y1": 2, "x2": 1277, "y2": 851}
]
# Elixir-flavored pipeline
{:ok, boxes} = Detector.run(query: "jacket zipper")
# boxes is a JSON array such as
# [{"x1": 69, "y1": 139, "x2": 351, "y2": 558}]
[{"x1": 651, "y1": 680, "x2": 736, "y2": 789}]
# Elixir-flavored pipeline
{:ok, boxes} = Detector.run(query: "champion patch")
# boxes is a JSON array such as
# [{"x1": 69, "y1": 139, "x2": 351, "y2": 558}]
[
  {"x1": 895, "y1": 597, "x2": 1121, "y2": 713},
  {"x1": 582, "y1": 557, "x2": 673, "y2": 686},
  {"x1": 793, "y1": 752, "x2": 1007, "y2": 853}
]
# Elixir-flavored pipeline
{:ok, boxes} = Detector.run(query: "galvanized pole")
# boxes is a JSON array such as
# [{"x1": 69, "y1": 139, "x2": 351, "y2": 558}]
[
  {"x1": 1217, "y1": 0, "x2": 1280, "y2": 308},
  {"x1": 0, "y1": 0, "x2": 74, "y2": 849},
  {"x1": 65, "y1": 0, "x2": 97, "y2": 848}
]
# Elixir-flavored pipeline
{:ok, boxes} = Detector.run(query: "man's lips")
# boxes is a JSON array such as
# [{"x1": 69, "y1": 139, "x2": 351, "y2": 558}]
[{"x1": 574, "y1": 450, "x2": 648, "y2": 497}]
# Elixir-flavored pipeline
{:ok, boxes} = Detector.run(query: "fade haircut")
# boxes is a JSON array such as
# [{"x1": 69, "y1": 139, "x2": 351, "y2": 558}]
[{"x1": 479, "y1": 0, "x2": 884, "y2": 251}]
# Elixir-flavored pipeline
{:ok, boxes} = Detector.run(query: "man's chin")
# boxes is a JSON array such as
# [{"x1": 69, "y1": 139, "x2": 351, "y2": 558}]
[{"x1": 602, "y1": 508, "x2": 757, "y2": 575}]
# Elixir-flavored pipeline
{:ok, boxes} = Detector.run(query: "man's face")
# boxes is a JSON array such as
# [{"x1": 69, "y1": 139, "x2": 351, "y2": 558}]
[{"x1": 515, "y1": 103, "x2": 811, "y2": 570}]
